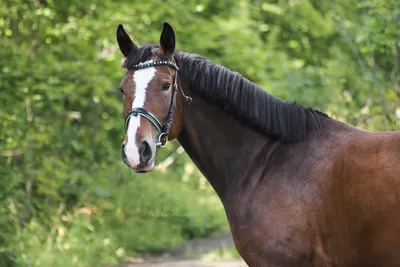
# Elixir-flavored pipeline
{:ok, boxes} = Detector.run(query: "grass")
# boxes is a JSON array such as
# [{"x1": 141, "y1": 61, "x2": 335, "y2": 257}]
[
  {"x1": 183, "y1": 245, "x2": 241, "y2": 261},
  {"x1": 202, "y1": 246, "x2": 241, "y2": 261}
]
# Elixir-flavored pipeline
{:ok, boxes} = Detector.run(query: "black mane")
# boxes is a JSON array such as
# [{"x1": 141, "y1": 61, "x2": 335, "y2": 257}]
[{"x1": 123, "y1": 44, "x2": 329, "y2": 142}]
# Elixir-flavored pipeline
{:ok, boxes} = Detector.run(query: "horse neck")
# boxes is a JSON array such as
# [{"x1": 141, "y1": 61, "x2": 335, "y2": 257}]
[
  {"x1": 177, "y1": 91, "x2": 277, "y2": 202},
  {"x1": 173, "y1": 52, "x2": 330, "y2": 202}
]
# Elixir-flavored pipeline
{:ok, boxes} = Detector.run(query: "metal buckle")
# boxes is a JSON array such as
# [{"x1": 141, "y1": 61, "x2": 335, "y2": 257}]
[{"x1": 157, "y1": 132, "x2": 168, "y2": 147}]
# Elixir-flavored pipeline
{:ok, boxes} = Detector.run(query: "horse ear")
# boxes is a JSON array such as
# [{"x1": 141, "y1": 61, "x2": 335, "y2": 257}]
[
  {"x1": 160, "y1": 22, "x2": 175, "y2": 57},
  {"x1": 116, "y1": 24, "x2": 138, "y2": 57}
]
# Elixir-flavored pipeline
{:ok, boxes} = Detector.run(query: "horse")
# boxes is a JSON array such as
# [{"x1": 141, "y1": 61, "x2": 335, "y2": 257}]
[{"x1": 115, "y1": 22, "x2": 400, "y2": 266}]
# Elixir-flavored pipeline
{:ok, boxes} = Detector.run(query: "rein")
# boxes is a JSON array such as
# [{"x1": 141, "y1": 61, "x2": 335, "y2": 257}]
[{"x1": 124, "y1": 60, "x2": 190, "y2": 147}]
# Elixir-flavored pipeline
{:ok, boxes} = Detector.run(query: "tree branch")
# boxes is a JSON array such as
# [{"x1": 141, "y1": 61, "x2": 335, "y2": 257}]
[{"x1": 156, "y1": 146, "x2": 185, "y2": 172}]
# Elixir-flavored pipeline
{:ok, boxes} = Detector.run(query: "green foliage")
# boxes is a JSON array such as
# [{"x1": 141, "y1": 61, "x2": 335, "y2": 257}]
[
  {"x1": 4, "y1": 160, "x2": 226, "y2": 267},
  {"x1": 1, "y1": 0, "x2": 399, "y2": 266}
]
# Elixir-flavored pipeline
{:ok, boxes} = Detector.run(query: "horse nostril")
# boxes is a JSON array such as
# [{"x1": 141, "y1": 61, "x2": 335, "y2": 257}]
[
  {"x1": 139, "y1": 141, "x2": 152, "y2": 165},
  {"x1": 121, "y1": 143, "x2": 128, "y2": 164}
]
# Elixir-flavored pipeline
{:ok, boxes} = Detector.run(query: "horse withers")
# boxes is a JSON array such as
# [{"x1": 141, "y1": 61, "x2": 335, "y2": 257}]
[{"x1": 116, "y1": 22, "x2": 400, "y2": 266}]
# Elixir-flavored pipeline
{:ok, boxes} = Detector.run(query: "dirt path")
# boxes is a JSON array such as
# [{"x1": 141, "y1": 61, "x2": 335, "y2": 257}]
[
  {"x1": 120, "y1": 259, "x2": 247, "y2": 267},
  {"x1": 117, "y1": 232, "x2": 248, "y2": 267}
]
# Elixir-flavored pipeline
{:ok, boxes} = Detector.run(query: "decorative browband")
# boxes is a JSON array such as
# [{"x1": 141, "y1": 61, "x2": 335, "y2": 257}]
[{"x1": 127, "y1": 61, "x2": 179, "y2": 71}]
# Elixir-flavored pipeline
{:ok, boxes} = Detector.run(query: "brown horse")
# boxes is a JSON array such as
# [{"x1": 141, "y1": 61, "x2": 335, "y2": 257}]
[{"x1": 116, "y1": 22, "x2": 400, "y2": 266}]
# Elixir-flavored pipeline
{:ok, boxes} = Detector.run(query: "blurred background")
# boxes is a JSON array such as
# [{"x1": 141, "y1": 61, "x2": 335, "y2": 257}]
[{"x1": 0, "y1": 0, "x2": 399, "y2": 266}]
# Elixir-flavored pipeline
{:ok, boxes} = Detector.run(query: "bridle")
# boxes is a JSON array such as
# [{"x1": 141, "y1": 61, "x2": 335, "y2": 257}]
[{"x1": 124, "y1": 60, "x2": 191, "y2": 147}]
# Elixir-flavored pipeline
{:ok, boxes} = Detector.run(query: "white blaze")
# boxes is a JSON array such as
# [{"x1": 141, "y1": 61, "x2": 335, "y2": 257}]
[{"x1": 125, "y1": 60, "x2": 156, "y2": 167}]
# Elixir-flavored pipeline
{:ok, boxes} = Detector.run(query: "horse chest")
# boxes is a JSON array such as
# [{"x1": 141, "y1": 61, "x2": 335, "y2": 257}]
[{"x1": 225, "y1": 190, "x2": 317, "y2": 267}]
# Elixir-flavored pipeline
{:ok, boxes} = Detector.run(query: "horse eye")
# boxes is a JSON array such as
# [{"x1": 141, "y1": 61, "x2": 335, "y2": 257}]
[
  {"x1": 162, "y1": 82, "x2": 171, "y2": 91},
  {"x1": 118, "y1": 87, "x2": 124, "y2": 94}
]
